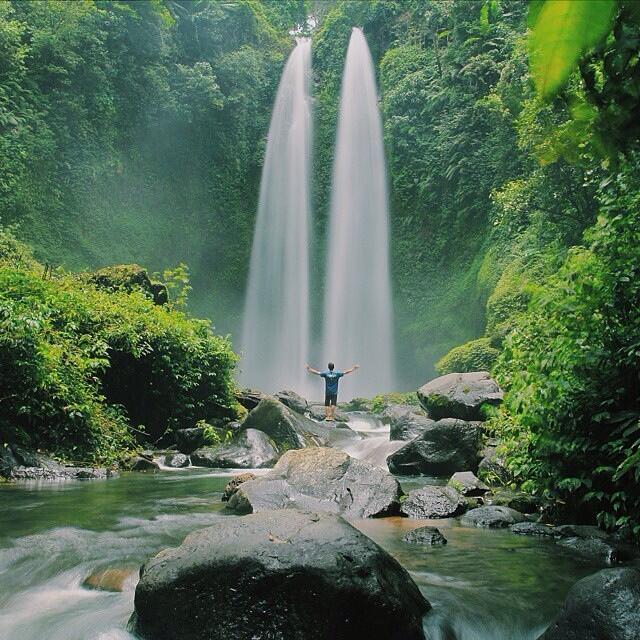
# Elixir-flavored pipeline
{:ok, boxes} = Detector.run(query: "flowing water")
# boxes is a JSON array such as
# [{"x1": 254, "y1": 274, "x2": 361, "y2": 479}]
[
  {"x1": 0, "y1": 437, "x2": 606, "y2": 640},
  {"x1": 323, "y1": 28, "x2": 395, "y2": 399},
  {"x1": 240, "y1": 38, "x2": 313, "y2": 396}
]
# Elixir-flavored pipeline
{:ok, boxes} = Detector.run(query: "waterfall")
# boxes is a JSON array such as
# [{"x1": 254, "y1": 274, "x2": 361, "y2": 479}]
[
  {"x1": 323, "y1": 28, "x2": 395, "y2": 399},
  {"x1": 240, "y1": 38, "x2": 312, "y2": 395}
]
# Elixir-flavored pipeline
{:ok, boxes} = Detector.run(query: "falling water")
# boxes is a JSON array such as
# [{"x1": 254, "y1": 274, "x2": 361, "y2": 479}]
[
  {"x1": 323, "y1": 28, "x2": 395, "y2": 399},
  {"x1": 240, "y1": 38, "x2": 312, "y2": 395}
]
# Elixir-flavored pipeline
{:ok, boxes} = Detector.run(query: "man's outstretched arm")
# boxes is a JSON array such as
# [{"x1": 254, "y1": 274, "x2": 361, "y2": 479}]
[
  {"x1": 305, "y1": 364, "x2": 321, "y2": 375},
  {"x1": 343, "y1": 364, "x2": 360, "y2": 375}
]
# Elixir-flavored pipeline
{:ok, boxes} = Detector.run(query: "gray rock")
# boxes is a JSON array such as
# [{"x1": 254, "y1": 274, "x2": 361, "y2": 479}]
[
  {"x1": 9, "y1": 465, "x2": 117, "y2": 480},
  {"x1": 556, "y1": 537, "x2": 622, "y2": 565},
  {"x1": 174, "y1": 427, "x2": 206, "y2": 454},
  {"x1": 538, "y1": 567, "x2": 640, "y2": 640},
  {"x1": 400, "y1": 486, "x2": 464, "y2": 519},
  {"x1": 555, "y1": 524, "x2": 610, "y2": 540},
  {"x1": 130, "y1": 509, "x2": 429, "y2": 640},
  {"x1": 387, "y1": 418, "x2": 482, "y2": 476},
  {"x1": 130, "y1": 457, "x2": 160, "y2": 472},
  {"x1": 221, "y1": 472, "x2": 256, "y2": 502},
  {"x1": 417, "y1": 371, "x2": 503, "y2": 421},
  {"x1": 511, "y1": 522, "x2": 561, "y2": 538},
  {"x1": 234, "y1": 388, "x2": 267, "y2": 411},
  {"x1": 308, "y1": 404, "x2": 350, "y2": 423},
  {"x1": 226, "y1": 447, "x2": 402, "y2": 519},
  {"x1": 403, "y1": 526, "x2": 447, "y2": 546},
  {"x1": 191, "y1": 429, "x2": 279, "y2": 469},
  {"x1": 389, "y1": 413, "x2": 435, "y2": 442},
  {"x1": 275, "y1": 389, "x2": 309, "y2": 414},
  {"x1": 447, "y1": 471, "x2": 489, "y2": 496},
  {"x1": 460, "y1": 505, "x2": 527, "y2": 528},
  {"x1": 162, "y1": 453, "x2": 190, "y2": 468}
]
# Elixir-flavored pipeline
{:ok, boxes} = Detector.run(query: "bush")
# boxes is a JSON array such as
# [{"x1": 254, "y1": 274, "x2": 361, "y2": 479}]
[
  {"x1": 436, "y1": 337, "x2": 500, "y2": 375},
  {"x1": 492, "y1": 156, "x2": 640, "y2": 538},
  {"x1": 370, "y1": 392, "x2": 420, "y2": 414},
  {"x1": 0, "y1": 228, "x2": 238, "y2": 463}
]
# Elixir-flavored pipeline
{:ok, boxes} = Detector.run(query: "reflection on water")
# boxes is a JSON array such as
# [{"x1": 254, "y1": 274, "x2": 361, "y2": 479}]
[{"x1": 0, "y1": 466, "x2": 606, "y2": 639}]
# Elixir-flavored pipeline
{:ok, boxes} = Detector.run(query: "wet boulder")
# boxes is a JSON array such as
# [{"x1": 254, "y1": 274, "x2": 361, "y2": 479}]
[
  {"x1": 83, "y1": 567, "x2": 135, "y2": 592},
  {"x1": 191, "y1": 429, "x2": 279, "y2": 469},
  {"x1": 538, "y1": 567, "x2": 640, "y2": 640},
  {"x1": 511, "y1": 522, "x2": 561, "y2": 538},
  {"x1": 221, "y1": 472, "x2": 256, "y2": 502},
  {"x1": 130, "y1": 509, "x2": 429, "y2": 640},
  {"x1": 161, "y1": 453, "x2": 190, "y2": 468},
  {"x1": 400, "y1": 485, "x2": 464, "y2": 519},
  {"x1": 387, "y1": 418, "x2": 482, "y2": 476},
  {"x1": 447, "y1": 471, "x2": 489, "y2": 497},
  {"x1": 308, "y1": 404, "x2": 350, "y2": 423},
  {"x1": 483, "y1": 488, "x2": 540, "y2": 514},
  {"x1": 381, "y1": 405, "x2": 431, "y2": 441},
  {"x1": 460, "y1": 505, "x2": 527, "y2": 528},
  {"x1": 226, "y1": 447, "x2": 402, "y2": 519},
  {"x1": 417, "y1": 372, "x2": 503, "y2": 421},
  {"x1": 556, "y1": 537, "x2": 623, "y2": 565},
  {"x1": 129, "y1": 456, "x2": 160, "y2": 472},
  {"x1": 403, "y1": 526, "x2": 447, "y2": 546},
  {"x1": 477, "y1": 441, "x2": 511, "y2": 484},
  {"x1": 174, "y1": 427, "x2": 207, "y2": 454},
  {"x1": 275, "y1": 389, "x2": 309, "y2": 414}
]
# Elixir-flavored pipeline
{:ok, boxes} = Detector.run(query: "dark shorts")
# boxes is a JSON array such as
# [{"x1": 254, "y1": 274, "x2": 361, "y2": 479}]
[{"x1": 325, "y1": 393, "x2": 338, "y2": 406}]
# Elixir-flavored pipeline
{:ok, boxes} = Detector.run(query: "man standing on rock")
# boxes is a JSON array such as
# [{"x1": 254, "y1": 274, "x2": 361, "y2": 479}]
[{"x1": 305, "y1": 362, "x2": 359, "y2": 421}]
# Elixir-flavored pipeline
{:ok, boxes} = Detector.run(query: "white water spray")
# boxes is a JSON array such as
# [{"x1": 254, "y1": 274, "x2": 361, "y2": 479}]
[
  {"x1": 323, "y1": 28, "x2": 395, "y2": 398},
  {"x1": 240, "y1": 39, "x2": 312, "y2": 395}
]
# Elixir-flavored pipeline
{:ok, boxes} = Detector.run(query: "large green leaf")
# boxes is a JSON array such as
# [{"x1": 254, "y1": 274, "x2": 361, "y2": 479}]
[{"x1": 529, "y1": 0, "x2": 618, "y2": 99}]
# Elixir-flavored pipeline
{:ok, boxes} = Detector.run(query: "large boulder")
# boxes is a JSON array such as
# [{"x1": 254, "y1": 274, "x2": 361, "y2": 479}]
[
  {"x1": 160, "y1": 453, "x2": 190, "y2": 468},
  {"x1": 417, "y1": 371, "x2": 503, "y2": 421},
  {"x1": 275, "y1": 389, "x2": 309, "y2": 414},
  {"x1": 385, "y1": 408, "x2": 435, "y2": 442},
  {"x1": 308, "y1": 404, "x2": 350, "y2": 423},
  {"x1": 226, "y1": 447, "x2": 402, "y2": 519},
  {"x1": 403, "y1": 526, "x2": 447, "y2": 546},
  {"x1": 387, "y1": 418, "x2": 482, "y2": 476},
  {"x1": 483, "y1": 488, "x2": 540, "y2": 514},
  {"x1": 234, "y1": 388, "x2": 267, "y2": 412},
  {"x1": 191, "y1": 429, "x2": 279, "y2": 469},
  {"x1": 400, "y1": 485, "x2": 464, "y2": 519},
  {"x1": 477, "y1": 441, "x2": 511, "y2": 484},
  {"x1": 460, "y1": 505, "x2": 527, "y2": 528},
  {"x1": 447, "y1": 471, "x2": 489, "y2": 497},
  {"x1": 538, "y1": 567, "x2": 640, "y2": 640},
  {"x1": 174, "y1": 427, "x2": 207, "y2": 454},
  {"x1": 221, "y1": 472, "x2": 256, "y2": 502},
  {"x1": 130, "y1": 510, "x2": 429, "y2": 640}
]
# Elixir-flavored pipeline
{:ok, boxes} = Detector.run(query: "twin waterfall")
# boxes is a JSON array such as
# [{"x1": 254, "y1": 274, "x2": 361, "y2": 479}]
[{"x1": 241, "y1": 30, "x2": 394, "y2": 399}]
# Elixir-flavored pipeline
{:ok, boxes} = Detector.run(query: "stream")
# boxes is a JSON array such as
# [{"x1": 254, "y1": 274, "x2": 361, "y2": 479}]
[{"x1": 0, "y1": 416, "x2": 605, "y2": 640}]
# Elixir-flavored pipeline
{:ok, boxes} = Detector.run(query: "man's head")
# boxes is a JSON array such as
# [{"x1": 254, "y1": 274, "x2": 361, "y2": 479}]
[{"x1": 327, "y1": 362, "x2": 335, "y2": 371}]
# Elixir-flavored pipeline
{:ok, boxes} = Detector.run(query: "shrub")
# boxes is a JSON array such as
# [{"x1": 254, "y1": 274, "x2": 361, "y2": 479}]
[{"x1": 436, "y1": 337, "x2": 500, "y2": 375}]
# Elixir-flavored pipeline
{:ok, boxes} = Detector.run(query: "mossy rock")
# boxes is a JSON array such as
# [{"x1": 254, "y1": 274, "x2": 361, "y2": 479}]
[
  {"x1": 87, "y1": 264, "x2": 168, "y2": 305},
  {"x1": 436, "y1": 338, "x2": 500, "y2": 376}
]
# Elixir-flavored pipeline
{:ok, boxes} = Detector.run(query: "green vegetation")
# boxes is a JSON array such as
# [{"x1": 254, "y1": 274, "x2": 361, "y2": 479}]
[
  {"x1": 436, "y1": 338, "x2": 499, "y2": 375},
  {"x1": 0, "y1": 227, "x2": 237, "y2": 464}
]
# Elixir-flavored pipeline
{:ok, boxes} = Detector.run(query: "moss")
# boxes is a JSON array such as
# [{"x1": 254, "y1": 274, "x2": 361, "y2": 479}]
[{"x1": 436, "y1": 338, "x2": 500, "y2": 375}]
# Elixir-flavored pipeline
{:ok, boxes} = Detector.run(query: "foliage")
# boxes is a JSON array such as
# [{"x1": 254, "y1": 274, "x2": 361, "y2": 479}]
[
  {"x1": 0, "y1": 226, "x2": 237, "y2": 463},
  {"x1": 492, "y1": 153, "x2": 640, "y2": 537},
  {"x1": 436, "y1": 338, "x2": 499, "y2": 375},
  {"x1": 370, "y1": 391, "x2": 420, "y2": 414}
]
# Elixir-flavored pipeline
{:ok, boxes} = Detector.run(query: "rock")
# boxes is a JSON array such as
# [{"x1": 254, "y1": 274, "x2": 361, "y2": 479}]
[
  {"x1": 130, "y1": 509, "x2": 430, "y2": 640},
  {"x1": 308, "y1": 404, "x2": 350, "y2": 423},
  {"x1": 511, "y1": 522, "x2": 561, "y2": 538},
  {"x1": 447, "y1": 471, "x2": 489, "y2": 496},
  {"x1": 460, "y1": 505, "x2": 527, "y2": 528},
  {"x1": 554, "y1": 524, "x2": 610, "y2": 540},
  {"x1": 242, "y1": 397, "x2": 315, "y2": 449},
  {"x1": 417, "y1": 371, "x2": 503, "y2": 421},
  {"x1": 477, "y1": 443, "x2": 511, "y2": 484},
  {"x1": 556, "y1": 537, "x2": 622, "y2": 565},
  {"x1": 191, "y1": 429, "x2": 279, "y2": 469},
  {"x1": 403, "y1": 526, "x2": 447, "y2": 546},
  {"x1": 234, "y1": 388, "x2": 267, "y2": 412},
  {"x1": 83, "y1": 567, "x2": 135, "y2": 592},
  {"x1": 221, "y1": 472, "x2": 256, "y2": 502},
  {"x1": 226, "y1": 447, "x2": 403, "y2": 519},
  {"x1": 130, "y1": 457, "x2": 160, "y2": 472},
  {"x1": 538, "y1": 567, "x2": 640, "y2": 640},
  {"x1": 0, "y1": 443, "x2": 19, "y2": 477},
  {"x1": 483, "y1": 488, "x2": 539, "y2": 514},
  {"x1": 174, "y1": 427, "x2": 207, "y2": 454},
  {"x1": 340, "y1": 397, "x2": 373, "y2": 412},
  {"x1": 400, "y1": 486, "x2": 464, "y2": 519},
  {"x1": 275, "y1": 389, "x2": 309, "y2": 414},
  {"x1": 162, "y1": 453, "x2": 190, "y2": 468},
  {"x1": 387, "y1": 418, "x2": 482, "y2": 476},
  {"x1": 386, "y1": 410, "x2": 435, "y2": 442}
]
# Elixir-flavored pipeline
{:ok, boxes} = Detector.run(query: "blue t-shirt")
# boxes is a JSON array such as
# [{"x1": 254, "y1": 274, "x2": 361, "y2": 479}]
[{"x1": 320, "y1": 370, "x2": 343, "y2": 395}]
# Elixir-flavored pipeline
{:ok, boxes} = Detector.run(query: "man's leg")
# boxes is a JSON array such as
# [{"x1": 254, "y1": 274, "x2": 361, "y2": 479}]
[
  {"x1": 329, "y1": 395, "x2": 337, "y2": 420},
  {"x1": 325, "y1": 393, "x2": 332, "y2": 420}
]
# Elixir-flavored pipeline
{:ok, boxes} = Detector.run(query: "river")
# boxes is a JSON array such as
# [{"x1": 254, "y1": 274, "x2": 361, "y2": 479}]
[{"x1": 0, "y1": 418, "x2": 605, "y2": 639}]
